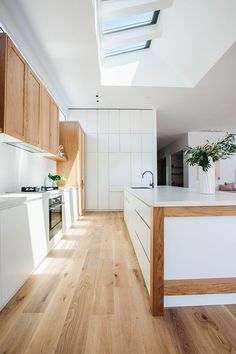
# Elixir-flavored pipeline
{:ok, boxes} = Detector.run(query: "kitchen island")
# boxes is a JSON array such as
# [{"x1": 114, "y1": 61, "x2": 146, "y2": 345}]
[{"x1": 124, "y1": 186, "x2": 236, "y2": 316}]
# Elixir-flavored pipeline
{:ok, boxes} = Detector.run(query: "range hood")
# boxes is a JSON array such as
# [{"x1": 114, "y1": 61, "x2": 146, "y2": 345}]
[{"x1": 4, "y1": 141, "x2": 45, "y2": 153}]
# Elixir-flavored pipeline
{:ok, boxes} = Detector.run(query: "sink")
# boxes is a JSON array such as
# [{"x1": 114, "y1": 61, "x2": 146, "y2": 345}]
[{"x1": 131, "y1": 186, "x2": 151, "y2": 190}]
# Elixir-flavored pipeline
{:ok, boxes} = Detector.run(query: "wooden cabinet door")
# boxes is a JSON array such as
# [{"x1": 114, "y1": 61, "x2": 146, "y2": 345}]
[
  {"x1": 26, "y1": 67, "x2": 41, "y2": 147},
  {"x1": 40, "y1": 86, "x2": 51, "y2": 151},
  {"x1": 50, "y1": 99, "x2": 59, "y2": 154},
  {"x1": 5, "y1": 38, "x2": 27, "y2": 140}
]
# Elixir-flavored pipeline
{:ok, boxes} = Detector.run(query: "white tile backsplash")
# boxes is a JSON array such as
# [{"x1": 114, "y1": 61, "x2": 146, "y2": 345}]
[{"x1": 0, "y1": 143, "x2": 56, "y2": 193}]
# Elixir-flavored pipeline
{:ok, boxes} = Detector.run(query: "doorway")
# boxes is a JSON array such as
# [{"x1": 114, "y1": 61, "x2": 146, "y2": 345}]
[
  {"x1": 171, "y1": 151, "x2": 184, "y2": 187},
  {"x1": 158, "y1": 158, "x2": 167, "y2": 185}
]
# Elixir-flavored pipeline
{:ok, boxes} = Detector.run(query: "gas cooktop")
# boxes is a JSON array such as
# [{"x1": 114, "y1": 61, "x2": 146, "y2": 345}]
[{"x1": 21, "y1": 186, "x2": 59, "y2": 192}]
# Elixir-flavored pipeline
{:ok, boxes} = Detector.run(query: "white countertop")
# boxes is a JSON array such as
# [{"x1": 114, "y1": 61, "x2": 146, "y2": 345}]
[
  {"x1": 0, "y1": 190, "x2": 62, "y2": 210},
  {"x1": 0, "y1": 196, "x2": 27, "y2": 210},
  {"x1": 126, "y1": 186, "x2": 236, "y2": 207}
]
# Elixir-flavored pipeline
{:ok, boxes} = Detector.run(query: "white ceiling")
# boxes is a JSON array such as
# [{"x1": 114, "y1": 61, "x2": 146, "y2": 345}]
[{"x1": 0, "y1": 0, "x2": 236, "y2": 147}]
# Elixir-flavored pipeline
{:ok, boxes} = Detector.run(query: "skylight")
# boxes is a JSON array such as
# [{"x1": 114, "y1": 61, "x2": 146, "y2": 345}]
[
  {"x1": 104, "y1": 40, "x2": 151, "y2": 57},
  {"x1": 103, "y1": 11, "x2": 159, "y2": 34}
]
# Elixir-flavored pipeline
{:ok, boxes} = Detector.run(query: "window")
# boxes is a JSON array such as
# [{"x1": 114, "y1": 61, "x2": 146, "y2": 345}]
[
  {"x1": 104, "y1": 40, "x2": 151, "y2": 57},
  {"x1": 103, "y1": 11, "x2": 159, "y2": 34}
]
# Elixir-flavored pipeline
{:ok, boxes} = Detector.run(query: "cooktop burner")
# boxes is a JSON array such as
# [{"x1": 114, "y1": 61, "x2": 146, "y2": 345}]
[{"x1": 21, "y1": 186, "x2": 59, "y2": 192}]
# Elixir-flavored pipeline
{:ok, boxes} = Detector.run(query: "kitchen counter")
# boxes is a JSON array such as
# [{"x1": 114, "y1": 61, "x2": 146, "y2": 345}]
[
  {"x1": 124, "y1": 187, "x2": 236, "y2": 316},
  {"x1": 0, "y1": 196, "x2": 27, "y2": 210},
  {"x1": 0, "y1": 189, "x2": 63, "y2": 209},
  {"x1": 126, "y1": 186, "x2": 236, "y2": 207}
]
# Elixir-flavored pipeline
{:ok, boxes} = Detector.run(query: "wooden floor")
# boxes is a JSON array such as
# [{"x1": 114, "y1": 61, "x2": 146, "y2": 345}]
[{"x1": 0, "y1": 212, "x2": 236, "y2": 354}]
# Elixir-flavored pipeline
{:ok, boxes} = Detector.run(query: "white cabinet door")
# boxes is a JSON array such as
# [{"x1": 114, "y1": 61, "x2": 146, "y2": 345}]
[
  {"x1": 142, "y1": 153, "x2": 154, "y2": 185},
  {"x1": 109, "y1": 153, "x2": 131, "y2": 186},
  {"x1": 0, "y1": 204, "x2": 34, "y2": 306},
  {"x1": 26, "y1": 199, "x2": 48, "y2": 268},
  {"x1": 98, "y1": 153, "x2": 109, "y2": 210},
  {"x1": 109, "y1": 134, "x2": 119, "y2": 152},
  {"x1": 130, "y1": 110, "x2": 141, "y2": 133},
  {"x1": 86, "y1": 153, "x2": 98, "y2": 209},
  {"x1": 109, "y1": 110, "x2": 119, "y2": 133},
  {"x1": 86, "y1": 134, "x2": 98, "y2": 153},
  {"x1": 141, "y1": 110, "x2": 154, "y2": 133},
  {"x1": 70, "y1": 188, "x2": 79, "y2": 222},
  {"x1": 62, "y1": 190, "x2": 73, "y2": 231},
  {"x1": 120, "y1": 134, "x2": 131, "y2": 152},
  {"x1": 98, "y1": 134, "x2": 109, "y2": 153},
  {"x1": 131, "y1": 134, "x2": 141, "y2": 153},
  {"x1": 98, "y1": 110, "x2": 109, "y2": 133},
  {"x1": 141, "y1": 134, "x2": 153, "y2": 153},
  {"x1": 110, "y1": 191, "x2": 124, "y2": 210},
  {"x1": 131, "y1": 153, "x2": 143, "y2": 186},
  {"x1": 120, "y1": 110, "x2": 130, "y2": 132},
  {"x1": 86, "y1": 110, "x2": 98, "y2": 133}
]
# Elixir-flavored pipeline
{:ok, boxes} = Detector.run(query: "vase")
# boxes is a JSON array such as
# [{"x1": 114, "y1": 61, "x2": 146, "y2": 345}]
[
  {"x1": 198, "y1": 160, "x2": 215, "y2": 194},
  {"x1": 51, "y1": 180, "x2": 57, "y2": 188}
]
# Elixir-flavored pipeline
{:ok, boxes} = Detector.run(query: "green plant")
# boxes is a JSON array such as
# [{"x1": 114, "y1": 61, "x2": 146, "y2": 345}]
[
  {"x1": 48, "y1": 173, "x2": 66, "y2": 182},
  {"x1": 184, "y1": 133, "x2": 236, "y2": 172}
]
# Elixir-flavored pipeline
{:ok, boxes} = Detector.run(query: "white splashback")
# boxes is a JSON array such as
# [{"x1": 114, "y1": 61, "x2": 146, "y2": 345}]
[
  {"x1": 0, "y1": 143, "x2": 56, "y2": 193},
  {"x1": 68, "y1": 109, "x2": 157, "y2": 210}
]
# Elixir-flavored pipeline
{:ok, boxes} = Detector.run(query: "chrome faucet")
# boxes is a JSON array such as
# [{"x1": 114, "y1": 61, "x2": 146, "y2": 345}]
[{"x1": 142, "y1": 170, "x2": 154, "y2": 188}]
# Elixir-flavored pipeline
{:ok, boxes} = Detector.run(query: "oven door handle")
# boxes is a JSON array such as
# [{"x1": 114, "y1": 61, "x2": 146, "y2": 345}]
[{"x1": 50, "y1": 202, "x2": 65, "y2": 210}]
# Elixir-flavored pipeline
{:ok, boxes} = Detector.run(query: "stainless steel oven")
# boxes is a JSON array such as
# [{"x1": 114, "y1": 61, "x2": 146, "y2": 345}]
[{"x1": 49, "y1": 194, "x2": 63, "y2": 240}]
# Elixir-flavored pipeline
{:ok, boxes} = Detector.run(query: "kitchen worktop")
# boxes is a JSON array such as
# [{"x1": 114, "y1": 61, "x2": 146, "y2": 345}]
[
  {"x1": 126, "y1": 186, "x2": 236, "y2": 207},
  {"x1": 0, "y1": 196, "x2": 27, "y2": 210},
  {"x1": 0, "y1": 190, "x2": 62, "y2": 210}
]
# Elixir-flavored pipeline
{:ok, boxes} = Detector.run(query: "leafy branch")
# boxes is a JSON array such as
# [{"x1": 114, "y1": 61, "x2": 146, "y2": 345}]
[
  {"x1": 184, "y1": 133, "x2": 236, "y2": 172},
  {"x1": 48, "y1": 173, "x2": 66, "y2": 182}
]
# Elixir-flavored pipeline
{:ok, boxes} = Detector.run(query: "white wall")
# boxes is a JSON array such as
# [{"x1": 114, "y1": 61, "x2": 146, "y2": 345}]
[
  {"x1": 0, "y1": 143, "x2": 56, "y2": 193},
  {"x1": 68, "y1": 109, "x2": 157, "y2": 210}
]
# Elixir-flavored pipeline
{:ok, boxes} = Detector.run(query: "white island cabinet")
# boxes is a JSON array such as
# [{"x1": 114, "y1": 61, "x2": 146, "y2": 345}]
[
  {"x1": 124, "y1": 190, "x2": 151, "y2": 293},
  {"x1": 124, "y1": 186, "x2": 236, "y2": 316},
  {"x1": 0, "y1": 196, "x2": 49, "y2": 310}
]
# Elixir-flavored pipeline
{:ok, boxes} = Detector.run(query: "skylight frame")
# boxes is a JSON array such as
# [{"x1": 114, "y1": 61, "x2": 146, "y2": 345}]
[
  {"x1": 103, "y1": 10, "x2": 160, "y2": 35},
  {"x1": 104, "y1": 40, "x2": 151, "y2": 58}
]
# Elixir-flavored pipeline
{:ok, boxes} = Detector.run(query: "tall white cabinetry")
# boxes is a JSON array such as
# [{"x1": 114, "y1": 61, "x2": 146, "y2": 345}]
[{"x1": 68, "y1": 109, "x2": 157, "y2": 210}]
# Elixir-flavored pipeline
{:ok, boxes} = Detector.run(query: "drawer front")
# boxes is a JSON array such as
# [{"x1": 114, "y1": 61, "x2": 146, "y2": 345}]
[
  {"x1": 134, "y1": 198, "x2": 151, "y2": 227},
  {"x1": 133, "y1": 210, "x2": 151, "y2": 260},
  {"x1": 132, "y1": 231, "x2": 150, "y2": 294},
  {"x1": 125, "y1": 191, "x2": 151, "y2": 227}
]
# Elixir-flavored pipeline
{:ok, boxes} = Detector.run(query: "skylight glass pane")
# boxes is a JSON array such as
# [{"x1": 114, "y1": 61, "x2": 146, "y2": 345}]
[
  {"x1": 104, "y1": 41, "x2": 151, "y2": 57},
  {"x1": 103, "y1": 12, "x2": 154, "y2": 34}
]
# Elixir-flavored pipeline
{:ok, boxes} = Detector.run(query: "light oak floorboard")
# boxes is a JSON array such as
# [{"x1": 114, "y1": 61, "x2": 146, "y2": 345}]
[{"x1": 0, "y1": 212, "x2": 235, "y2": 353}]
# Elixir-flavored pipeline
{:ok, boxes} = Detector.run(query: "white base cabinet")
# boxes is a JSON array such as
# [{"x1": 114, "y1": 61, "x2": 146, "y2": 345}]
[
  {"x1": 0, "y1": 198, "x2": 50, "y2": 310},
  {"x1": 0, "y1": 204, "x2": 34, "y2": 307},
  {"x1": 124, "y1": 190, "x2": 151, "y2": 293},
  {"x1": 70, "y1": 188, "x2": 79, "y2": 223},
  {"x1": 26, "y1": 198, "x2": 48, "y2": 267},
  {"x1": 62, "y1": 189, "x2": 73, "y2": 231}
]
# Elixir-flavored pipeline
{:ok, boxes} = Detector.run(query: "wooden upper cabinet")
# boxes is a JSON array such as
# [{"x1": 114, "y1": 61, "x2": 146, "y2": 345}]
[
  {"x1": 26, "y1": 67, "x2": 41, "y2": 147},
  {"x1": 49, "y1": 99, "x2": 59, "y2": 154},
  {"x1": 40, "y1": 86, "x2": 51, "y2": 151},
  {"x1": 0, "y1": 33, "x2": 60, "y2": 155},
  {"x1": 5, "y1": 36, "x2": 27, "y2": 140}
]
